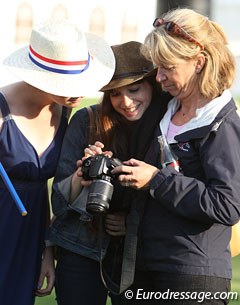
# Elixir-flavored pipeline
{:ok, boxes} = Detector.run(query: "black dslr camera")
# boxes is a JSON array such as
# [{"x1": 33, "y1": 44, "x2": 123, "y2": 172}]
[{"x1": 82, "y1": 154, "x2": 122, "y2": 214}]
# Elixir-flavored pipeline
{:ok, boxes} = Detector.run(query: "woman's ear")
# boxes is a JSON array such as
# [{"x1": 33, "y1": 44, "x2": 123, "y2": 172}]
[{"x1": 195, "y1": 53, "x2": 205, "y2": 73}]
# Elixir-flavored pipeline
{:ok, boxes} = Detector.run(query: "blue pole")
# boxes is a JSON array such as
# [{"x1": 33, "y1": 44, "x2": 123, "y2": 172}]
[{"x1": 0, "y1": 162, "x2": 27, "y2": 216}]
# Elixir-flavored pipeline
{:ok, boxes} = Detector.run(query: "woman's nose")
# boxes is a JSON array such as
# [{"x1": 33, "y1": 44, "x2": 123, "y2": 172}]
[
  {"x1": 156, "y1": 67, "x2": 167, "y2": 82},
  {"x1": 121, "y1": 95, "x2": 133, "y2": 107}
]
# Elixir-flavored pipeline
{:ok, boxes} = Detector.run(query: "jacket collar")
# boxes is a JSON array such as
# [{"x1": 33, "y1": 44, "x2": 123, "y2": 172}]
[
  {"x1": 160, "y1": 90, "x2": 234, "y2": 143},
  {"x1": 175, "y1": 98, "x2": 237, "y2": 142}
]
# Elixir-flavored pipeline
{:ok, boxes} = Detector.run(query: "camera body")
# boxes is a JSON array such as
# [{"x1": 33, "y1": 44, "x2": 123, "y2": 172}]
[{"x1": 82, "y1": 154, "x2": 122, "y2": 214}]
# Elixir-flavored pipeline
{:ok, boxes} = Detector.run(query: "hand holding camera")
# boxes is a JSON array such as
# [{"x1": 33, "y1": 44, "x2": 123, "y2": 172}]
[{"x1": 84, "y1": 141, "x2": 113, "y2": 159}]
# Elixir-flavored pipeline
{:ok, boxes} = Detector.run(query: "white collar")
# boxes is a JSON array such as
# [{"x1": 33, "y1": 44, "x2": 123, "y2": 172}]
[{"x1": 160, "y1": 89, "x2": 232, "y2": 143}]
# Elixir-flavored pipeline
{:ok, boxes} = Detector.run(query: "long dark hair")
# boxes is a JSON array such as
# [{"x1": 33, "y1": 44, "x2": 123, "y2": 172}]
[{"x1": 89, "y1": 76, "x2": 164, "y2": 159}]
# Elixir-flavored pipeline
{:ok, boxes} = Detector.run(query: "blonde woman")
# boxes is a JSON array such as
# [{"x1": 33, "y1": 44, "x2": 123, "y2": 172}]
[{"x1": 112, "y1": 8, "x2": 240, "y2": 305}]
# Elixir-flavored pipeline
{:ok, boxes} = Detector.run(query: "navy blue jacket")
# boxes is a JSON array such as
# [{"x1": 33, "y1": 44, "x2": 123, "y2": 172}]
[{"x1": 138, "y1": 98, "x2": 240, "y2": 279}]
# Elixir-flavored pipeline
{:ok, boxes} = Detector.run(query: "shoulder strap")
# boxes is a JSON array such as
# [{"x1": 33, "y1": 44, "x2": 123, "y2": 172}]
[
  {"x1": 86, "y1": 106, "x2": 94, "y2": 125},
  {"x1": 87, "y1": 105, "x2": 103, "y2": 144},
  {"x1": 86, "y1": 106, "x2": 95, "y2": 144},
  {"x1": 0, "y1": 92, "x2": 11, "y2": 119}
]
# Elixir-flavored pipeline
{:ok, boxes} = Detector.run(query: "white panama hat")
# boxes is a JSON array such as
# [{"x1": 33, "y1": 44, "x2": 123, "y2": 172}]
[{"x1": 3, "y1": 19, "x2": 115, "y2": 97}]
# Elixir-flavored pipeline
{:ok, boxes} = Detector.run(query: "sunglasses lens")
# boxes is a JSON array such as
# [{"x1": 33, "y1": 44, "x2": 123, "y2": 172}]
[
  {"x1": 165, "y1": 22, "x2": 174, "y2": 32},
  {"x1": 153, "y1": 19, "x2": 203, "y2": 51},
  {"x1": 153, "y1": 18, "x2": 165, "y2": 28}
]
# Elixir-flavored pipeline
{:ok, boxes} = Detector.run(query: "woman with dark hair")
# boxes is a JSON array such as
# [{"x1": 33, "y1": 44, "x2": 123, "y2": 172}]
[{"x1": 49, "y1": 41, "x2": 171, "y2": 305}]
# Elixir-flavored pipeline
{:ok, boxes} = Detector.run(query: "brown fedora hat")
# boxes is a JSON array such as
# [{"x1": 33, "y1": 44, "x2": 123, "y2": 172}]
[{"x1": 100, "y1": 41, "x2": 156, "y2": 91}]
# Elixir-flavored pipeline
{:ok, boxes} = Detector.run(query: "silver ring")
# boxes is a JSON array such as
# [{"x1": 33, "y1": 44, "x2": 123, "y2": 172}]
[{"x1": 122, "y1": 182, "x2": 130, "y2": 187}]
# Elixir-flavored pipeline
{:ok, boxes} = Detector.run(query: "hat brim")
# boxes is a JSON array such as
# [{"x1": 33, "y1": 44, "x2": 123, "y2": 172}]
[
  {"x1": 3, "y1": 33, "x2": 115, "y2": 97},
  {"x1": 100, "y1": 68, "x2": 157, "y2": 92}
]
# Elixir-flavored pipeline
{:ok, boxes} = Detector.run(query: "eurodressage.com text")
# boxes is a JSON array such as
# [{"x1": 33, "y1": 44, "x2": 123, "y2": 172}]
[{"x1": 124, "y1": 288, "x2": 239, "y2": 303}]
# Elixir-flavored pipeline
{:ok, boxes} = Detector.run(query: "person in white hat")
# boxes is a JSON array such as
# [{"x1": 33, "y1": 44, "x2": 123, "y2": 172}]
[{"x1": 0, "y1": 18, "x2": 115, "y2": 305}]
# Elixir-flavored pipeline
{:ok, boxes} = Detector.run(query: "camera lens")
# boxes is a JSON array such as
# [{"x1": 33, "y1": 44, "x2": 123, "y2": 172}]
[{"x1": 86, "y1": 179, "x2": 113, "y2": 214}]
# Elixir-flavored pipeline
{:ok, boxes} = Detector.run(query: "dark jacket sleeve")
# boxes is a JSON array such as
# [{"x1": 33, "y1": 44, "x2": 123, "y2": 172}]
[
  {"x1": 51, "y1": 107, "x2": 90, "y2": 216},
  {"x1": 150, "y1": 114, "x2": 240, "y2": 225}
]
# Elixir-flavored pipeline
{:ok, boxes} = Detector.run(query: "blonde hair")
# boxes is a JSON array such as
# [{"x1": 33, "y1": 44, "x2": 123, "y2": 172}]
[{"x1": 144, "y1": 8, "x2": 236, "y2": 99}]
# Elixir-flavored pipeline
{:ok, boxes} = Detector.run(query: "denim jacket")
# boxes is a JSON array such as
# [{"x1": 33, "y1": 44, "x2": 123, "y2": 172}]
[{"x1": 49, "y1": 106, "x2": 110, "y2": 261}]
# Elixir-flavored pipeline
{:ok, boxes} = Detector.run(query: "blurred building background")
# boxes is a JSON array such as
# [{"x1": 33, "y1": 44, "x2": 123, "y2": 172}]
[{"x1": 0, "y1": 0, "x2": 239, "y2": 96}]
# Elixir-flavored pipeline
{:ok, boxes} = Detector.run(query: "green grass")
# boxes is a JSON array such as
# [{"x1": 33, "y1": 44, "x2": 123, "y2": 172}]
[
  {"x1": 229, "y1": 254, "x2": 240, "y2": 304},
  {"x1": 35, "y1": 293, "x2": 56, "y2": 305}
]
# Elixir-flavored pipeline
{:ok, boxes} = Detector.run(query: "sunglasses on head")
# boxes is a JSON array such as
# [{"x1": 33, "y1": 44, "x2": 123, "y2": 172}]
[{"x1": 153, "y1": 18, "x2": 204, "y2": 51}]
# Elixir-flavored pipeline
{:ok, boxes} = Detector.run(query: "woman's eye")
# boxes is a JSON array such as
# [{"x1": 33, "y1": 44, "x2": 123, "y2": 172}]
[
  {"x1": 127, "y1": 84, "x2": 141, "y2": 93},
  {"x1": 128, "y1": 87, "x2": 139, "y2": 93},
  {"x1": 160, "y1": 65, "x2": 176, "y2": 71},
  {"x1": 164, "y1": 66, "x2": 175, "y2": 71}
]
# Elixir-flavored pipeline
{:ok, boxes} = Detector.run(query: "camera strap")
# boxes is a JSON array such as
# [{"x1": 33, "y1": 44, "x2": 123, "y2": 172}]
[
  {"x1": 86, "y1": 105, "x2": 102, "y2": 145},
  {"x1": 98, "y1": 205, "x2": 139, "y2": 295},
  {"x1": 86, "y1": 105, "x2": 140, "y2": 294}
]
